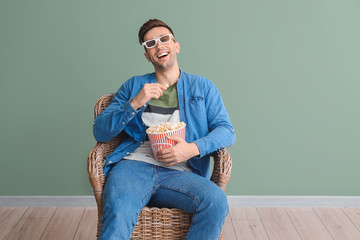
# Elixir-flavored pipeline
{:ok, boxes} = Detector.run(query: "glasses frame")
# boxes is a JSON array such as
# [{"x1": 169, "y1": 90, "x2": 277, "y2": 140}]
[{"x1": 142, "y1": 34, "x2": 174, "y2": 49}]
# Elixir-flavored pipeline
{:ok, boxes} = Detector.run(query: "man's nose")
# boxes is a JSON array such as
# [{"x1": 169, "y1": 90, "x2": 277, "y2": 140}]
[
  {"x1": 157, "y1": 39, "x2": 170, "y2": 48},
  {"x1": 156, "y1": 41, "x2": 165, "y2": 49}
]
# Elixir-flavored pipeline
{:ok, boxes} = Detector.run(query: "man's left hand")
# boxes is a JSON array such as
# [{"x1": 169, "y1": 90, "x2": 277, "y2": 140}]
[{"x1": 156, "y1": 136, "x2": 200, "y2": 166}]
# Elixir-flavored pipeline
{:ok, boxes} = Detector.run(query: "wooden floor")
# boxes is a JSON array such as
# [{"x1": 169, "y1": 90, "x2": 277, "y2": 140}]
[{"x1": 1, "y1": 207, "x2": 360, "y2": 240}]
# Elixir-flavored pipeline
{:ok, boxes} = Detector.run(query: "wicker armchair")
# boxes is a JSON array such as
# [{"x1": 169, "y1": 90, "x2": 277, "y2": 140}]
[{"x1": 88, "y1": 93, "x2": 233, "y2": 240}]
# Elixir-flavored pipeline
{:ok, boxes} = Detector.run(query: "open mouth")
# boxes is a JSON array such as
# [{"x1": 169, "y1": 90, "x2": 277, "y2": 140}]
[{"x1": 157, "y1": 52, "x2": 169, "y2": 59}]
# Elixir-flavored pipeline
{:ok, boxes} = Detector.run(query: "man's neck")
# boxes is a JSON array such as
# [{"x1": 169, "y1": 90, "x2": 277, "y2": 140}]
[{"x1": 155, "y1": 66, "x2": 180, "y2": 86}]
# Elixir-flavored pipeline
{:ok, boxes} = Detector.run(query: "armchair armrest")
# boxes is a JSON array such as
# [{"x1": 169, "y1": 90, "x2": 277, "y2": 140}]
[
  {"x1": 88, "y1": 143, "x2": 106, "y2": 187},
  {"x1": 210, "y1": 148, "x2": 232, "y2": 191},
  {"x1": 87, "y1": 142, "x2": 106, "y2": 236}
]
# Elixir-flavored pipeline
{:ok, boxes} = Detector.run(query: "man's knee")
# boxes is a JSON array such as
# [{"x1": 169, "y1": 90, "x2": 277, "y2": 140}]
[
  {"x1": 212, "y1": 188, "x2": 229, "y2": 217},
  {"x1": 200, "y1": 185, "x2": 229, "y2": 218}
]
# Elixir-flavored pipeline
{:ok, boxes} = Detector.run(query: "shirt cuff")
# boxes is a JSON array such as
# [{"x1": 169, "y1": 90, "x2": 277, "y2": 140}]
[
  {"x1": 123, "y1": 100, "x2": 142, "y2": 121},
  {"x1": 193, "y1": 138, "x2": 208, "y2": 158}
]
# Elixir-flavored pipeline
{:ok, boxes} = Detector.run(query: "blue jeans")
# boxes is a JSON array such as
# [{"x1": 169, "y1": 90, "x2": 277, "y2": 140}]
[{"x1": 99, "y1": 160, "x2": 229, "y2": 240}]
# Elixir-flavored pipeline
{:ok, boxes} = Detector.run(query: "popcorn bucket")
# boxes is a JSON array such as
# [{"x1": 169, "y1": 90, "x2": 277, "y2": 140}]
[{"x1": 146, "y1": 125, "x2": 186, "y2": 161}]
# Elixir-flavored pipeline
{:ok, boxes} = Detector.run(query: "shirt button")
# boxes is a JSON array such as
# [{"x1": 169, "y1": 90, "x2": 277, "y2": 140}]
[
  {"x1": 123, "y1": 122, "x2": 125, "y2": 124},
  {"x1": 141, "y1": 141, "x2": 144, "y2": 144},
  {"x1": 132, "y1": 112, "x2": 135, "y2": 115},
  {"x1": 126, "y1": 152, "x2": 130, "y2": 155},
  {"x1": 109, "y1": 161, "x2": 112, "y2": 164}
]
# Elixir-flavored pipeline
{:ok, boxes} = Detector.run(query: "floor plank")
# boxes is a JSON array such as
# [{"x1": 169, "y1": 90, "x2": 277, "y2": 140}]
[
  {"x1": 222, "y1": 213, "x2": 238, "y2": 240},
  {"x1": 230, "y1": 207, "x2": 269, "y2": 240},
  {"x1": 257, "y1": 207, "x2": 301, "y2": 240},
  {"x1": 0, "y1": 207, "x2": 28, "y2": 240},
  {"x1": 231, "y1": 207, "x2": 260, "y2": 221},
  {"x1": 73, "y1": 207, "x2": 98, "y2": 240},
  {"x1": 40, "y1": 207, "x2": 85, "y2": 240},
  {"x1": 314, "y1": 207, "x2": 360, "y2": 240},
  {"x1": 342, "y1": 208, "x2": 360, "y2": 232},
  {"x1": 286, "y1": 207, "x2": 333, "y2": 240},
  {"x1": 6, "y1": 207, "x2": 56, "y2": 240}
]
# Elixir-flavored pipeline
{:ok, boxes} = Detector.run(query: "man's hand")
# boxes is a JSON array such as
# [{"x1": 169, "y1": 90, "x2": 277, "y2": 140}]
[
  {"x1": 156, "y1": 135, "x2": 200, "y2": 167},
  {"x1": 130, "y1": 83, "x2": 167, "y2": 110}
]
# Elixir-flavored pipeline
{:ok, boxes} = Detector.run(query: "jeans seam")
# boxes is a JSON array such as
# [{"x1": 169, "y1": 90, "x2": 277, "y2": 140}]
[
  {"x1": 140, "y1": 166, "x2": 156, "y2": 209},
  {"x1": 140, "y1": 190, "x2": 153, "y2": 209},
  {"x1": 152, "y1": 166, "x2": 158, "y2": 195},
  {"x1": 134, "y1": 166, "x2": 155, "y2": 233}
]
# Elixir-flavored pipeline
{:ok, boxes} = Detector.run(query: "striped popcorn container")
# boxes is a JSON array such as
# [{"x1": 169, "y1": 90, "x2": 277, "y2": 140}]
[{"x1": 146, "y1": 124, "x2": 186, "y2": 161}]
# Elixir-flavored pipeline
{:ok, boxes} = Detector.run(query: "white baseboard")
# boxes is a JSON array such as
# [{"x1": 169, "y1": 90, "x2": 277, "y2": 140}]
[
  {"x1": 0, "y1": 196, "x2": 96, "y2": 207},
  {"x1": 227, "y1": 196, "x2": 360, "y2": 207},
  {"x1": 0, "y1": 196, "x2": 359, "y2": 207}
]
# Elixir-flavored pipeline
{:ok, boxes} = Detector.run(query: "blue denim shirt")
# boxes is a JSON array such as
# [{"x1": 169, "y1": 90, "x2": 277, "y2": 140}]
[{"x1": 93, "y1": 70, "x2": 236, "y2": 179}]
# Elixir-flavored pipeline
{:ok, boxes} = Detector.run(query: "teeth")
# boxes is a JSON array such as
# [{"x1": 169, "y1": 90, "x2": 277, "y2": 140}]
[{"x1": 158, "y1": 52, "x2": 168, "y2": 58}]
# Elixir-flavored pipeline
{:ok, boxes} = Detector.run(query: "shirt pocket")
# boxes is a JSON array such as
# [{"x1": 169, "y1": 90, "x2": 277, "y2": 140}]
[
  {"x1": 188, "y1": 95, "x2": 206, "y2": 114},
  {"x1": 189, "y1": 96, "x2": 204, "y2": 102}
]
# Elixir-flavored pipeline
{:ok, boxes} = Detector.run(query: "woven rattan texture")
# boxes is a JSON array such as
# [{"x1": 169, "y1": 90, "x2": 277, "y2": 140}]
[{"x1": 88, "y1": 93, "x2": 232, "y2": 239}]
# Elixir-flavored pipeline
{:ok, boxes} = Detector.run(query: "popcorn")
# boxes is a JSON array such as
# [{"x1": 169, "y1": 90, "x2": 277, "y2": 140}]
[{"x1": 146, "y1": 122, "x2": 186, "y2": 134}]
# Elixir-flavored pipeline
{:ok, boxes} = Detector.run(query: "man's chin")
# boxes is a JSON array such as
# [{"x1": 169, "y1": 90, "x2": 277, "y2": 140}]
[{"x1": 153, "y1": 62, "x2": 172, "y2": 71}]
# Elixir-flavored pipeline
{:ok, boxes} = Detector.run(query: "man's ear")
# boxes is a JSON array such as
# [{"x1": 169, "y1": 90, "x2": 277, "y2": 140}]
[
  {"x1": 175, "y1": 42, "x2": 180, "y2": 53},
  {"x1": 144, "y1": 52, "x2": 150, "y2": 62}
]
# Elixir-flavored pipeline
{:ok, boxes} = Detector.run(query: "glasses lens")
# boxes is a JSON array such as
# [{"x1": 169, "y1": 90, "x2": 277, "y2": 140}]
[
  {"x1": 145, "y1": 40, "x2": 156, "y2": 48},
  {"x1": 159, "y1": 35, "x2": 171, "y2": 43}
]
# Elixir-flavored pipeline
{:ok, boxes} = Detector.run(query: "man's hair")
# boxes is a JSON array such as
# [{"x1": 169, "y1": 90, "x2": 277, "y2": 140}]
[{"x1": 138, "y1": 19, "x2": 175, "y2": 45}]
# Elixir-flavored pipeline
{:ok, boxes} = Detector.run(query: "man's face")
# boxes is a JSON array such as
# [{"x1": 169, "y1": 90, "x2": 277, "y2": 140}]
[{"x1": 143, "y1": 27, "x2": 180, "y2": 71}]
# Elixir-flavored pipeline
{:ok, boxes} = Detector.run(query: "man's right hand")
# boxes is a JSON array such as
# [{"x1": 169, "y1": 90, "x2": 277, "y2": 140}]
[{"x1": 130, "y1": 83, "x2": 167, "y2": 110}]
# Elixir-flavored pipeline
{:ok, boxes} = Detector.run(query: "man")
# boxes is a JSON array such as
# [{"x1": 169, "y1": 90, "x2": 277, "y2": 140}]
[{"x1": 93, "y1": 19, "x2": 236, "y2": 240}]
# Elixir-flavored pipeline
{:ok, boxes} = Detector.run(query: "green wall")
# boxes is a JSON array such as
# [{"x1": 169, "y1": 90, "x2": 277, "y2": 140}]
[{"x1": 1, "y1": 0, "x2": 359, "y2": 196}]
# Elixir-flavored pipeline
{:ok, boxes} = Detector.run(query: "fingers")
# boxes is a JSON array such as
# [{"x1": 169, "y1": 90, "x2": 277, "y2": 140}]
[
  {"x1": 156, "y1": 147, "x2": 172, "y2": 158},
  {"x1": 156, "y1": 145, "x2": 183, "y2": 167},
  {"x1": 150, "y1": 87, "x2": 164, "y2": 99},
  {"x1": 163, "y1": 162, "x2": 176, "y2": 167},
  {"x1": 156, "y1": 147, "x2": 174, "y2": 162},
  {"x1": 153, "y1": 83, "x2": 168, "y2": 98},
  {"x1": 144, "y1": 83, "x2": 167, "y2": 100},
  {"x1": 157, "y1": 151, "x2": 177, "y2": 167},
  {"x1": 158, "y1": 83, "x2": 168, "y2": 91},
  {"x1": 132, "y1": 83, "x2": 168, "y2": 110},
  {"x1": 147, "y1": 83, "x2": 167, "y2": 91}
]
